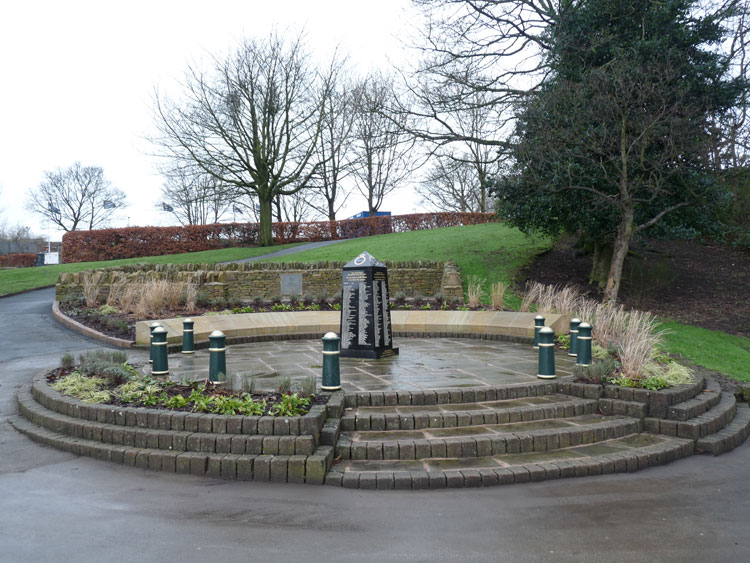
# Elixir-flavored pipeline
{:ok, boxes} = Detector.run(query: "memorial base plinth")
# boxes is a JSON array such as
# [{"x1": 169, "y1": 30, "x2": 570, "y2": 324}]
[{"x1": 340, "y1": 347, "x2": 399, "y2": 359}]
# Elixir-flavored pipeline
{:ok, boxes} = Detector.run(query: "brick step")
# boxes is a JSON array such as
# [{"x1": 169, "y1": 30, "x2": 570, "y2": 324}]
[
  {"x1": 696, "y1": 403, "x2": 750, "y2": 456},
  {"x1": 645, "y1": 392, "x2": 737, "y2": 439},
  {"x1": 16, "y1": 386, "x2": 317, "y2": 456},
  {"x1": 9, "y1": 413, "x2": 334, "y2": 484},
  {"x1": 336, "y1": 414, "x2": 642, "y2": 461},
  {"x1": 666, "y1": 377, "x2": 722, "y2": 421},
  {"x1": 341, "y1": 394, "x2": 598, "y2": 432},
  {"x1": 343, "y1": 381, "x2": 559, "y2": 409},
  {"x1": 326, "y1": 433, "x2": 694, "y2": 489}
]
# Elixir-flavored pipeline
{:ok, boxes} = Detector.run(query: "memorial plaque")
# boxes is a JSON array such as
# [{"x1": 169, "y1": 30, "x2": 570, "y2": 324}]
[
  {"x1": 340, "y1": 251, "x2": 398, "y2": 359},
  {"x1": 280, "y1": 273, "x2": 303, "y2": 296}
]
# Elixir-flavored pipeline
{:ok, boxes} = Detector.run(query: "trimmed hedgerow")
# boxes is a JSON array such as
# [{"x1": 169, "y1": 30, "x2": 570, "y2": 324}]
[{"x1": 62, "y1": 212, "x2": 496, "y2": 263}]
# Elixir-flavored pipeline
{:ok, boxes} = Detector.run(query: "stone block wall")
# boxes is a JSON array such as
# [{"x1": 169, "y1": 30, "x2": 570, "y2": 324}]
[{"x1": 56, "y1": 261, "x2": 464, "y2": 304}]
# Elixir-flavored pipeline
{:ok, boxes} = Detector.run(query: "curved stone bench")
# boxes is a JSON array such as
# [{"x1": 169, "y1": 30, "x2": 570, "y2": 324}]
[{"x1": 135, "y1": 310, "x2": 570, "y2": 347}]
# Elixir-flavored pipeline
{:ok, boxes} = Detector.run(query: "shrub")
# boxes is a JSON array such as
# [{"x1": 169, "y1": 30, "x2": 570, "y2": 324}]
[
  {"x1": 61, "y1": 212, "x2": 497, "y2": 262},
  {"x1": 467, "y1": 276, "x2": 484, "y2": 308},
  {"x1": 0, "y1": 253, "x2": 36, "y2": 268},
  {"x1": 490, "y1": 282, "x2": 506, "y2": 310}
]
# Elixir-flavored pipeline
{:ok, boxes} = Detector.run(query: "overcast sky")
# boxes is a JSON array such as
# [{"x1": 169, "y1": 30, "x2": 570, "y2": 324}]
[{"x1": 0, "y1": 0, "x2": 423, "y2": 241}]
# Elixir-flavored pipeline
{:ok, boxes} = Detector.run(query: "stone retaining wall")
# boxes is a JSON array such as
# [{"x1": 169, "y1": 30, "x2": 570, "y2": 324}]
[{"x1": 56, "y1": 260, "x2": 463, "y2": 304}]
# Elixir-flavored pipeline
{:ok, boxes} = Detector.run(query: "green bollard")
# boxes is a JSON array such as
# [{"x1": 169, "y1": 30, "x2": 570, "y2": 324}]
[
  {"x1": 537, "y1": 327, "x2": 556, "y2": 379},
  {"x1": 321, "y1": 332, "x2": 341, "y2": 391},
  {"x1": 208, "y1": 330, "x2": 227, "y2": 383},
  {"x1": 151, "y1": 326, "x2": 169, "y2": 376},
  {"x1": 569, "y1": 317, "x2": 581, "y2": 357},
  {"x1": 533, "y1": 315, "x2": 545, "y2": 349},
  {"x1": 576, "y1": 322, "x2": 593, "y2": 367},
  {"x1": 149, "y1": 322, "x2": 162, "y2": 364},
  {"x1": 182, "y1": 318, "x2": 194, "y2": 355}
]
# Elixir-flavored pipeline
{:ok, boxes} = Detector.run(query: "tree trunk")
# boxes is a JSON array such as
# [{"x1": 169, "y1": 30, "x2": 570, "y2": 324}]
[
  {"x1": 603, "y1": 207, "x2": 634, "y2": 303},
  {"x1": 258, "y1": 197, "x2": 274, "y2": 247},
  {"x1": 589, "y1": 243, "x2": 613, "y2": 288}
]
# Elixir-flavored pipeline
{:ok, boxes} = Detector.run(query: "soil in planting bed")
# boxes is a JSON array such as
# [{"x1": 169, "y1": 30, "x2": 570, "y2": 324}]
[{"x1": 520, "y1": 238, "x2": 750, "y2": 338}]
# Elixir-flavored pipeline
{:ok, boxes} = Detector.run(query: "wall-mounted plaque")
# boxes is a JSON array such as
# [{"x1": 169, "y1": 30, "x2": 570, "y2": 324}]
[
  {"x1": 280, "y1": 273, "x2": 303, "y2": 296},
  {"x1": 339, "y1": 251, "x2": 398, "y2": 359}
]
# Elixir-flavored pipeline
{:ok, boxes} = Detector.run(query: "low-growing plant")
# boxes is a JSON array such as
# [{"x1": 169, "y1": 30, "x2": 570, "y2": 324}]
[
  {"x1": 97, "y1": 304, "x2": 119, "y2": 315},
  {"x1": 420, "y1": 303, "x2": 432, "y2": 310},
  {"x1": 239, "y1": 395, "x2": 266, "y2": 416},
  {"x1": 573, "y1": 357, "x2": 617, "y2": 383},
  {"x1": 51, "y1": 373, "x2": 111, "y2": 403},
  {"x1": 433, "y1": 292, "x2": 444, "y2": 305},
  {"x1": 271, "y1": 393, "x2": 311, "y2": 417},
  {"x1": 393, "y1": 291, "x2": 407, "y2": 305},
  {"x1": 642, "y1": 376, "x2": 669, "y2": 391},
  {"x1": 232, "y1": 305, "x2": 255, "y2": 314},
  {"x1": 557, "y1": 334, "x2": 570, "y2": 349},
  {"x1": 271, "y1": 302, "x2": 293, "y2": 312},
  {"x1": 332, "y1": 303, "x2": 341, "y2": 311},
  {"x1": 163, "y1": 394, "x2": 189, "y2": 409}
]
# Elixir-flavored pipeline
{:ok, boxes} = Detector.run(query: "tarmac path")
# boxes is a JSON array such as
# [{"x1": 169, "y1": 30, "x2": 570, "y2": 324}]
[{"x1": 0, "y1": 288, "x2": 749, "y2": 563}]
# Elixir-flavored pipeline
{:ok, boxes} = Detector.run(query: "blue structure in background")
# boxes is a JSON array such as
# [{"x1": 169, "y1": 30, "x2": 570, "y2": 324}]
[{"x1": 348, "y1": 211, "x2": 391, "y2": 219}]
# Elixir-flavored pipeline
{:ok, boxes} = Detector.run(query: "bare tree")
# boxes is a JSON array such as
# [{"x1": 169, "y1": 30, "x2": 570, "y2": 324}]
[
  {"x1": 350, "y1": 73, "x2": 417, "y2": 216},
  {"x1": 418, "y1": 155, "x2": 490, "y2": 212},
  {"x1": 305, "y1": 60, "x2": 357, "y2": 220},
  {"x1": 152, "y1": 32, "x2": 334, "y2": 246},
  {"x1": 26, "y1": 162, "x2": 126, "y2": 232},
  {"x1": 159, "y1": 164, "x2": 237, "y2": 225}
]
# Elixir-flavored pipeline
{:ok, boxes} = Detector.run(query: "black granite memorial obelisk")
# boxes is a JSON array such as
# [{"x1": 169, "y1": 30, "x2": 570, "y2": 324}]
[{"x1": 339, "y1": 251, "x2": 399, "y2": 359}]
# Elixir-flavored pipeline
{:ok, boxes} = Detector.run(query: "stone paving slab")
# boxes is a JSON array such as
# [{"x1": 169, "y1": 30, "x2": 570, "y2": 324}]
[{"x1": 166, "y1": 337, "x2": 577, "y2": 392}]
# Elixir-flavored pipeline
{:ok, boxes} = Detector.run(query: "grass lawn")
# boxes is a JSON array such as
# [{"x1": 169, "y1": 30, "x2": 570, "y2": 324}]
[
  {"x1": 266, "y1": 223, "x2": 553, "y2": 309},
  {"x1": 0, "y1": 244, "x2": 301, "y2": 297},
  {"x1": 659, "y1": 320, "x2": 750, "y2": 382}
]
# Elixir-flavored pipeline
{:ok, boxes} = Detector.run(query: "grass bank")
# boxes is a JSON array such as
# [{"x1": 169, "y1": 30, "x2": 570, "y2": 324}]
[
  {"x1": 0, "y1": 244, "x2": 301, "y2": 297},
  {"x1": 267, "y1": 223, "x2": 552, "y2": 309},
  {"x1": 659, "y1": 321, "x2": 750, "y2": 382}
]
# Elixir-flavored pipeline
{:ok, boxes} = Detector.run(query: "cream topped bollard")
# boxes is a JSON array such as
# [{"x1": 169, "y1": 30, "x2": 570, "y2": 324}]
[
  {"x1": 151, "y1": 326, "x2": 169, "y2": 376},
  {"x1": 569, "y1": 318, "x2": 581, "y2": 358},
  {"x1": 182, "y1": 318, "x2": 194, "y2": 354},
  {"x1": 576, "y1": 322, "x2": 593, "y2": 367},
  {"x1": 149, "y1": 321, "x2": 162, "y2": 364},
  {"x1": 321, "y1": 332, "x2": 341, "y2": 391},
  {"x1": 533, "y1": 315, "x2": 545, "y2": 349},
  {"x1": 208, "y1": 330, "x2": 227, "y2": 383},
  {"x1": 537, "y1": 327, "x2": 556, "y2": 379}
]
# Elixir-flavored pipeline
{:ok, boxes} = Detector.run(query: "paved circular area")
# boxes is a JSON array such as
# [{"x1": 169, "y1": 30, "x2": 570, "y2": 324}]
[{"x1": 167, "y1": 337, "x2": 577, "y2": 392}]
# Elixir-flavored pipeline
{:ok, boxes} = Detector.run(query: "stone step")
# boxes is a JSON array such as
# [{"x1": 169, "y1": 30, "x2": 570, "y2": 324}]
[
  {"x1": 16, "y1": 386, "x2": 317, "y2": 457},
  {"x1": 9, "y1": 413, "x2": 334, "y2": 484},
  {"x1": 667, "y1": 377, "x2": 722, "y2": 421},
  {"x1": 343, "y1": 380, "x2": 559, "y2": 409},
  {"x1": 336, "y1": 414, "x2": 642, "y2": 461},
  {"x1": 341, "y1": 394, "x2": 598, "y2": 432},
  {"x1": 644, "y1": 392, "x2": 737, "y2": 439},
  {"x1": 326, "y1": 433, "x2": 694, "y2": 489},
  {"x1": 696, "y1": 403, "x2": 750, "y2": 456}
]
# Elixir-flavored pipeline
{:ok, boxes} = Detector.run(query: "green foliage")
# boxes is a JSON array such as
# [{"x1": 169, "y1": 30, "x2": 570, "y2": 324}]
[
  {"x1": 271, "y1": 393, "x2": 311, "y2": 417},
  {"x1": 495, "y1": 0, "x2": 746, "y2": 277},
  {"x1": 556, "y1": 334, "x2": 570, "y2": 349},
  {"x1": 51, "y1": 373, "x2": 111, "y2": 403},
  {"x1": 592, "y1": 343, "x2": 610, "y2": 360},
  {"x1": 573, "y1": 357, "x2": 617, "y2": 383},
  {"x1": 97, "y1": 304, "x2": 119, "y2": 315},
  {"x1": 163, "y1": 394, "x2": 189, "y2": 409},
  {"x1": 271, "y1": 302, "x2": 293, "y2": 312},
  {"x1": 642, "y1": 376, "x2": 669, "y2": 391},
  {"x1": 232, "y1": 305, "x2": 255, "y2": 314}
]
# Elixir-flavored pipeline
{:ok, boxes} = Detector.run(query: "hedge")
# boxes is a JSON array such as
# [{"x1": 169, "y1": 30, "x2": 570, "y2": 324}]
[
  {"x1": 0, "y1": 253, "x2": 36, "y2": 268},
  {"x1": 62, "y1": 212, "x2": 496, "y2": 263}
]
